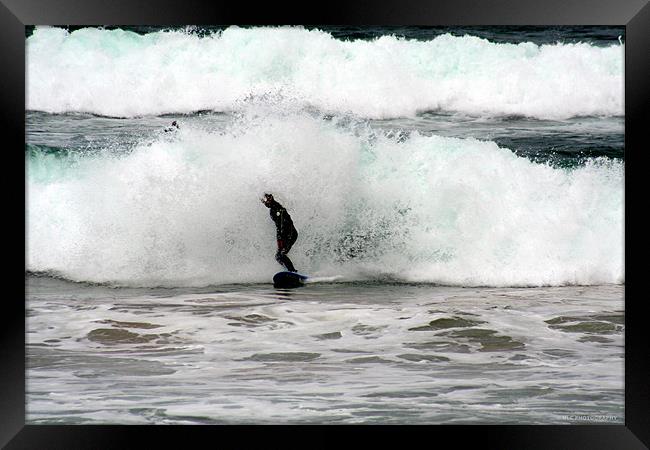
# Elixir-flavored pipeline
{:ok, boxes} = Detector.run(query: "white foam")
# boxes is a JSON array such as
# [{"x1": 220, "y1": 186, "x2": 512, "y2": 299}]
[
  {"x1": 26, "y1": 26, "x2": 624, "y2": 119},
  {"x1": 26, "y1": 111, "x2": 624, "y2": 287}
]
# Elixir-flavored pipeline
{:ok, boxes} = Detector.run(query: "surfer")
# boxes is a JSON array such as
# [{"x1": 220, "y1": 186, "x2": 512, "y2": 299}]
[
  {"x1": 164, "y1": 120, "x2": 179, "y2": 132},
  {"x1": 261, "y1": 193, "x2": 298, "y2": 272}
]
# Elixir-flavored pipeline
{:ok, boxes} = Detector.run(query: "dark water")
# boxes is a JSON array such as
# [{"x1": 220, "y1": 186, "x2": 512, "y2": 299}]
[
  {"x1": 25, "y1": 25, "x2": 625, "y2": 46},
  {"x1": 26, "y1": 110, "x2": 623, "y2": 169}
]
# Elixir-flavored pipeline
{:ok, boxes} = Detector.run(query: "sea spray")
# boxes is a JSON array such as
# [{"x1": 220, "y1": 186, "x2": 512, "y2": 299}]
[
  {"x1": 26, "y1": 26, "x2": 624, "y2": 119},
  {"x1": 26, "y1": 110, "x2": 624, "y2": 286}
]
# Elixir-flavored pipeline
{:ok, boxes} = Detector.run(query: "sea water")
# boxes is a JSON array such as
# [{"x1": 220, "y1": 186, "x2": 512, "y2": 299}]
[{"x1": 26, "y1": 25, "x2": 624, "y2": 424}]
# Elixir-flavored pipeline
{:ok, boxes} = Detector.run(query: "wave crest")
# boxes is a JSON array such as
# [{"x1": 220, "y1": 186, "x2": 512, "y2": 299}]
[
  {"x1": 26, "y1": 26, "x2": 624, "y2": 119},
  {"x1": 26, "y1": 111, "x2": 624, "y2": 286}
]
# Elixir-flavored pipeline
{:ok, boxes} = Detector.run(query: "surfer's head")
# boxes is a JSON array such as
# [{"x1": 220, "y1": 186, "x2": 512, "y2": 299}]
[{"x1": 261, "y1": 193, "x2": 274, "y2": 207}]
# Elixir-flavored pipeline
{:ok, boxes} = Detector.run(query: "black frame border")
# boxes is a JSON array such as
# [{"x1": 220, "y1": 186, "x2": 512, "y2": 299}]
[{"x1": 5, "y1": 0, "x2": 649, "y2": 448}]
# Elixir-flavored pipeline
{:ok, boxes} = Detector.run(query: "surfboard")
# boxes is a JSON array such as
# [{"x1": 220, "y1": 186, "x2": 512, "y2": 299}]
[{"x1": 273, "y1": 271, "x2": 309, "y2": 288}]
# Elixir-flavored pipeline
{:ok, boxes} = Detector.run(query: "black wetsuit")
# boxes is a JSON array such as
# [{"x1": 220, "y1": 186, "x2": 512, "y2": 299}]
[{"x1": 267, "y1": 200, "x2": 298, "y2": 272}]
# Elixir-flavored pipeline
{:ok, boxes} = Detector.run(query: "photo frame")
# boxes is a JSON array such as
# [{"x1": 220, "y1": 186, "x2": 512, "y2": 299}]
[{"x1": 4, "y1": 0, "x2": 648, "y2": 447}]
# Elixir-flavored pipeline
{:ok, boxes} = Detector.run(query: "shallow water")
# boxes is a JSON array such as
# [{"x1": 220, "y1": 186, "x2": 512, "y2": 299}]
[{"x1": 26, "y1": 276, "x2": 624, "y2": 424}]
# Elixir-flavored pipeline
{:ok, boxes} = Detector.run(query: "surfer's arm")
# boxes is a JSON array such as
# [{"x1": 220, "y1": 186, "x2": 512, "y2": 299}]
[{"x1": 279, "y1": 209, "x2": 285, "y2": 236}]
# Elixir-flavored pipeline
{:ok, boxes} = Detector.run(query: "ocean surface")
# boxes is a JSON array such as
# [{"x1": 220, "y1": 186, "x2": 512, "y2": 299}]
[{"x1": 26, "y1": 25, "x2": 624, "y2": 424}]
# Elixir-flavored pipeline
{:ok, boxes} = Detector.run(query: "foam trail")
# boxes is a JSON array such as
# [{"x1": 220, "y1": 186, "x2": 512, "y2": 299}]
[
  {"x1": 26, "y1": 26, "x2": 623, "y2": 119},
  {"x1": 305, "y1": 276, "x2": 344, "y2": 283},
  {"x1": 26, "y1": 111, "x2": 624, "y2": 287}
]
